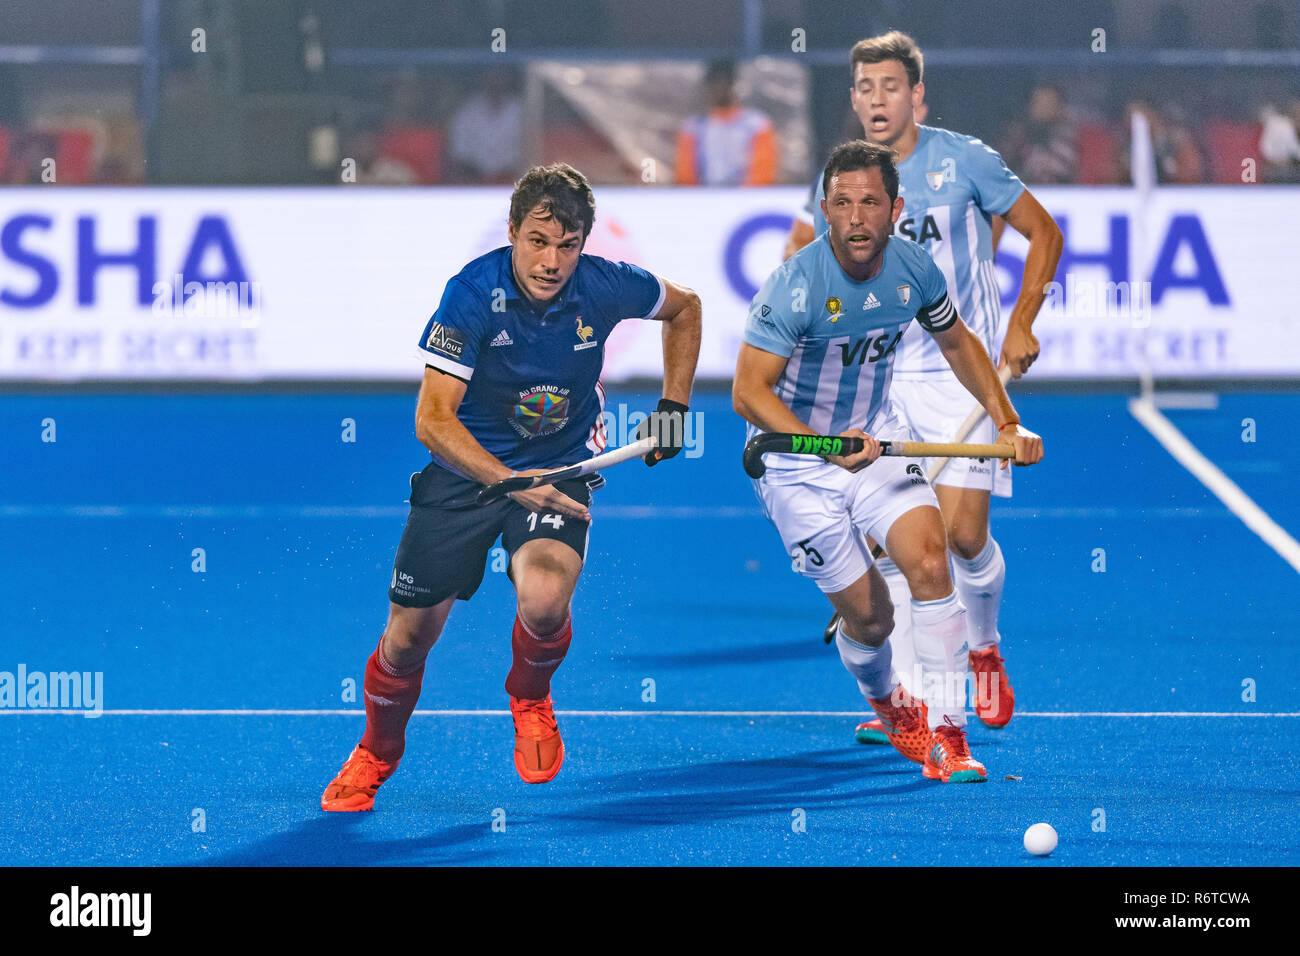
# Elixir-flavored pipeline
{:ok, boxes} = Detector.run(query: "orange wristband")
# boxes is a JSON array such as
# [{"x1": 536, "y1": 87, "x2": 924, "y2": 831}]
[{"x1": 997, "y1": 420, "x2": 1020, "y2": 432}]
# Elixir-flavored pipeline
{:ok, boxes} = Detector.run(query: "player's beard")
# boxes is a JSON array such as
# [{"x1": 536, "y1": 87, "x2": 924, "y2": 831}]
[{"x1": 833, "y1": 229, "x2": 887, "y2": 277}]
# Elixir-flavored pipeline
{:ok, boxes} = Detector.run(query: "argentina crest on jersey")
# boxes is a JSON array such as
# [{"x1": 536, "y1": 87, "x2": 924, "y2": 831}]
[
  {"x1": 896, "y1": 284, "x2": 911, "y2": 306},
  {"x1": 925, "y1": 170, "x2": 945, "y2": 190}
]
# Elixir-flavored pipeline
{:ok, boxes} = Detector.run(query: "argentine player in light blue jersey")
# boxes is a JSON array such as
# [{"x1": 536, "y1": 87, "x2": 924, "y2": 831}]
[
  {"x1": 734, "y1": 141, "x2": 1043, "y2": 782},
  {"x1": 786, "y1": 32, "x2": 1062, "y2": 737}
]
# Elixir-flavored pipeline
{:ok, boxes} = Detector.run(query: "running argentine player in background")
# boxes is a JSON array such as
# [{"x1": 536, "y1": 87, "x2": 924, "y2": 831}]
[
  {"x1": 786, "y1": 32, "x2": 1062, "y2": 736},
  {"x1": 734, "y1": 142, "x2": 1043, "y2": 783},
  {"x1": 322, "y1": 164, "x2": 702, "y2": 810}
]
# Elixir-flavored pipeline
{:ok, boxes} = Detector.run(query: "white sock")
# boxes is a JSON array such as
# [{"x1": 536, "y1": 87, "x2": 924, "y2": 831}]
[
  {"x1": 835, "y1": 624, "x2": 895, "y2": 702},
  {"x1": 952, "y1": 536, "x2": 1005, "y2": 653},
  {"x1": 876, "y1": 556, "x2": 917, "y2": 697},
  {"x1": 910, "y1": 591, "x2": 969, "y2": 729}
]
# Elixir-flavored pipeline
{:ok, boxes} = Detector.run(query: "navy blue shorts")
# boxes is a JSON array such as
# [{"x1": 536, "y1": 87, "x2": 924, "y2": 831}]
[{"x1": 388, "y1": 463, "x2": 594, "y2": 607}]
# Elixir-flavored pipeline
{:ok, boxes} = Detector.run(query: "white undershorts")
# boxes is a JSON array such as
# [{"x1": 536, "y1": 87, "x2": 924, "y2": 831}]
[{"x1": 889, "y1": 373, "x2": 1012, "y2": 497}]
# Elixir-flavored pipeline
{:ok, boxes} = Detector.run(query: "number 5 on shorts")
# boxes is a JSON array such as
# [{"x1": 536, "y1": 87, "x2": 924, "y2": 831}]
[{"x1": 792, "y1": 538, "x2": 824, "y2": 570}]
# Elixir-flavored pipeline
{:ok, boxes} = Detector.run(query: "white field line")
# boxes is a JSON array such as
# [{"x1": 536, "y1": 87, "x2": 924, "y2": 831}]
[
  {"x1": 1, "y1": 709, "x2": 1296, "y2": 718},
  {"x1": 1150, "y1": 391, "x2": 1220, "y2": 410},
  {"x1": 1129, "y1": 396, "x2": 1300, "y2": 574},
  {"x1": 0, "y1": 505, "x2": 759, "y2": 520},
  {"x1": 0, "y1": 504, "x2": 1229, "y2": 521}
]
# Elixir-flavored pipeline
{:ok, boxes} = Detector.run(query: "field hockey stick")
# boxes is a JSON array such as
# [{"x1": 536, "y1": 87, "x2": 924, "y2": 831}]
[
  {"x1": 927, "y1": 363, "x2": 1014, "y2": 482},
  {"x1": 476, "y1": 436, "x2": 659, "y2": 504},
  {"x1": 742, "y1": 433, "x2": 1012, "y2": 479}
]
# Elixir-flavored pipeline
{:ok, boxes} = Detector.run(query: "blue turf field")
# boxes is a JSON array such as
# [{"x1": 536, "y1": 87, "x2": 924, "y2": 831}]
[{"x1": 1, "y1": 389, "x2": 1298, "y2": 866}]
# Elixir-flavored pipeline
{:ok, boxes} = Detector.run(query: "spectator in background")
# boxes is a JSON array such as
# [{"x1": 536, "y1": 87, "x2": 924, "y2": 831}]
[
  {"x1": 675, "y1": 59, "x2": 777, "y2": 185},
  {"x1": 446, "y1": 69, "x2": 523, "y2": 184},
  {"x1": 1001, "y1": 84, "x2": 1078, "y2": 184},
  {"x1": 1260, "y1": 95, "x2": 1300, "y2": 183},
  {"x1": 2, "y1": 130, "x2": 58, "y2": 185},
  {"x1": 346, "y1": 123, "x2": 418, "y2": 185},
  {"x1": 1121, "y1": 101, "x2": 1204, "y2": 184}
]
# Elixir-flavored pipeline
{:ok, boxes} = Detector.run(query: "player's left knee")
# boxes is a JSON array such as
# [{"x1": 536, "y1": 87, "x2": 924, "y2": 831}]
[
  {"x1": 515, "y1": 582, "x2": 572, "y2": 635},
  {"x1": 910, "y1": 540, "x2": 952, "y2": 592},
  {"x1": 947, "y1": 523, "x2": 989, "y2": 560}
]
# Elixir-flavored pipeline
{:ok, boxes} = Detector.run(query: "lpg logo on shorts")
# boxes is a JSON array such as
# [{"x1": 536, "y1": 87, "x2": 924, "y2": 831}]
[{"x1": 391, "y1": 568, "x2": 427, "y2": 600}]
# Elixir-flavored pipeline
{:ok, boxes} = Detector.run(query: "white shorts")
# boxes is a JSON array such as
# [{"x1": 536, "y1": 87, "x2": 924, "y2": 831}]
[
  {"x1": 753, "y1": 454, "x2": 941, "y2": 594},
  {"x1": 890, "y1": 374, "x2": 1012, "y2": 498}
]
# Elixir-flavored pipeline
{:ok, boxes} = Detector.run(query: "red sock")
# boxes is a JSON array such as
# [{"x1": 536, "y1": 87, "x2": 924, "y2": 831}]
[
  {"x1": 359, "y1": 636, "x2": 425, "y2": 764},
  {"x1": 505, "y1": 613, "x2": 572, "y2": 700}
]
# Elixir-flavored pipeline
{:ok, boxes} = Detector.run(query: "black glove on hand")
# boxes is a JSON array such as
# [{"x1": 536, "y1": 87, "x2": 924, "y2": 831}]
[{"x1": 635, "y1": 398, "x2": 689, "y2": 466}]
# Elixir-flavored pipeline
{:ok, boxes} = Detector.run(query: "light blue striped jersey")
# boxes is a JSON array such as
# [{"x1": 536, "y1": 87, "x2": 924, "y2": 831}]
[
  {"x1": 801, "y1": 125, "x2": 1024, "y2": 376},
  {"x1": 743, "y1": 232, "x2": 956, "y2": 472}
]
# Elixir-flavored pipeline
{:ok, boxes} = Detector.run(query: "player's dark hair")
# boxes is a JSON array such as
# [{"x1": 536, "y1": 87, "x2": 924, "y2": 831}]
[
  {"x1": 822, "y1": 140, "x2": 900, "y2": 202},
  {"x1": 850, "y1": 30, "x2": 923, "y2": 87},
  {"x1": 509, "y1": 163, "x2": 596, "y2": 241},
  {"x1": 704, "y1": 58, "x2": 736, "y2": 84}
]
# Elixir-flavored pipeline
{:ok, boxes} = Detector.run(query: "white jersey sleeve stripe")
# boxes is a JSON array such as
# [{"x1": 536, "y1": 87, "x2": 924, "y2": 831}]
[
  {"x1": 420, "y1": 347, "x2": 474, "y2": 380},
  {"x1": 635, "y1": 276, "x2": 667, "y2": 320}
]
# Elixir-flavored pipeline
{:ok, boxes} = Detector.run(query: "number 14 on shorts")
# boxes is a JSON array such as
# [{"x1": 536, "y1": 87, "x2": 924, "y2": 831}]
[{"x1": 527, "y1": 512, "x2": 566, "y2": 531}]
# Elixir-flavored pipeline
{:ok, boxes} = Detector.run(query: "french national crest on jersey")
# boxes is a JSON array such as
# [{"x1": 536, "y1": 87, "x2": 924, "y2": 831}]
[{"x1": 573, "y1": 316, "x2": 597, "y2": 351}]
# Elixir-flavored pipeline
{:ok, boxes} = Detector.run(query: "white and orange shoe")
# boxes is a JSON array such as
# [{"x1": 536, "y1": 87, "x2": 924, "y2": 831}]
[
  {"x1": 866, "y1": 690, "x2": 930, "y2": 764},
  {"x1": 510, "y1": 693, "x2": 565, "y2": 784},
  {"x1": 969, "y1": 646, "x2": 1015, "y2": 729},
  {"x1": 321, "y1": 745, "x2": 398, "y2": 811},
  {"x1": 922, "y1": 717, "x2": 988, "y2": 783},
  {"x1": 854, "y1": 717, "x2": 890, "y2": 745}
]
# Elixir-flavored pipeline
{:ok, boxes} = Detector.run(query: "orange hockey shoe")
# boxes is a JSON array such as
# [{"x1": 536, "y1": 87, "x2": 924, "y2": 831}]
[
  {"x1": 922, "y1": 717, "x2": 988, "y2": 783},
  {"x1": 866, "y1": 690, "x2": 930, "y2": 764},
  {"x1": 969, "y1": 646, "x2": 1015, "y2": 729},
  {"x1": 510, "y1": 693, "x2": 565, "y2": 784},
  {"x1": 321, "y1": 745, "x2": 398, "y2": 811},
  {"x1": 854, "y1": 717, "x2": 890, "y2": 745}
]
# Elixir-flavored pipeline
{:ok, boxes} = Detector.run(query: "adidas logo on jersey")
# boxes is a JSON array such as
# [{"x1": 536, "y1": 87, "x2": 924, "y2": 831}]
[
  {"x1": 490, "y1": 330, "x2": 514, "y2": 347},
  {"x1": 863, "y1": 293, "x2": 881, "y2": 310}
]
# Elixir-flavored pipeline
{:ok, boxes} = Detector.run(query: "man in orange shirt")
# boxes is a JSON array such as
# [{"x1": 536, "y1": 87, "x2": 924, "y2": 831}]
[{"x1": 675, "y1": 59, "x2": 778, "y2": 186}]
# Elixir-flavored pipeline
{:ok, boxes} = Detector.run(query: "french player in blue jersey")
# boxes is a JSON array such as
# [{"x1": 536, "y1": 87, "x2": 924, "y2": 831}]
[
  {"x1": 786, "y1": 32, "x2": 1062, "y2": 736},
  {"x1": 322, "y1": 164, "x2": 702, "y2": 809},
  {"x1": 734, "y1": 141, "x2": 1043, "y2": 782}
]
